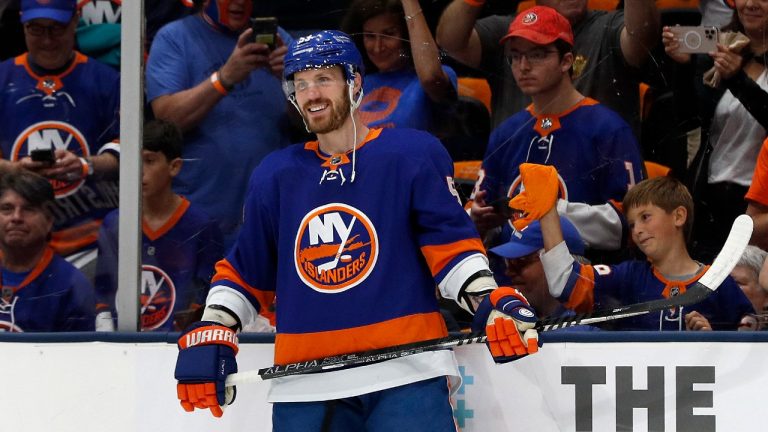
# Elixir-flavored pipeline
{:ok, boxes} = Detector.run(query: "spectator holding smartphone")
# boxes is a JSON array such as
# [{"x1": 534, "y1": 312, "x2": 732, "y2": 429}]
[
  {"x1": 663, "y1": 1, "x2": 768, "y2": 262},
  {"x1": 146, "y1": 0, "x2": 294, "y2": 247},
  {"x1": 0, "y1": 0, "x2": 120, "y2": 277}
]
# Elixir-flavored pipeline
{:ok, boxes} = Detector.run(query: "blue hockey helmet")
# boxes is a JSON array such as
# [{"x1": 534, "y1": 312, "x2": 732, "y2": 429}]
[{"x1": 283, "y1": 30, "x2": 364, "y2": 97}]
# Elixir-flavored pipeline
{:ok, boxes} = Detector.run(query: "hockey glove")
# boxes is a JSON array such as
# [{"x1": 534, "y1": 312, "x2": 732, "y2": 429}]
[
  {"x1": 508, "y1": 163, "x2": 560, "y2": 231},
  {"x1": 472, "y1": 287, "x2": 539, "y2": 363},
  {"x1": 175, "y1": 321, "x2": 239, "y2": 418}
]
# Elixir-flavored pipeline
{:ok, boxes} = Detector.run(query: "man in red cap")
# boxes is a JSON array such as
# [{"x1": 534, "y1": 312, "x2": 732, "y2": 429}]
[
  {"x1": 436, "y1": 0, "x2": 658, "y2": 138},
  {"x1": 468, "y1": 6, "x2": 645, "y2": 282}
]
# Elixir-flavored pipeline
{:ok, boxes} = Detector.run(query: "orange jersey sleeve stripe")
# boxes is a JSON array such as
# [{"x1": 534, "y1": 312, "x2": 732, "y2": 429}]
[
  {"x1": 50, "y1": 220, "x2": 102, "y2": 256},
  {"x1": 563, "y1": 265, "x2": 597, "y2": 313},
  {"x1": 421, "y1": 238, "x2": 486, "y2": 276},
  {"x1": 273, "y1": 312, "x2": 448, "y2": 365},
  {"x1": 212, "y1": 259, "x2": 275, "y2": 313}
]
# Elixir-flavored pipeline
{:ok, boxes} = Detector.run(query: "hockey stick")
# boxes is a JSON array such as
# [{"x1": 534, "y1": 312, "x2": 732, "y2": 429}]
[
  {"x1": 225, "y1": 214, "x2": 752, "y2": 386},
  {"x1": 316, "y1": 216, "x2": 356, "y2": 274}
]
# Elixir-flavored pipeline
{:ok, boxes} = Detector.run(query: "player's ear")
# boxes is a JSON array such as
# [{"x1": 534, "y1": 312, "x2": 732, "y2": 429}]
[
  {"x1": 169, "y1": 157, "x2": 183, "y2": 177},
  {"x1": 353, "y1": 72, "x2": 363, "y2": 96}
]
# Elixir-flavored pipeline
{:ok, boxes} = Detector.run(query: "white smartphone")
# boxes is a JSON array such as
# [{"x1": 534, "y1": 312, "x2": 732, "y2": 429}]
[{"x1": 670, "y1": 26, "x2": 719, "y2": 54}]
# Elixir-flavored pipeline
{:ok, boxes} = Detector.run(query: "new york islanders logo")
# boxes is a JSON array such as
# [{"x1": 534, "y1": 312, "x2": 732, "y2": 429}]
[
  {"x1": 12, "y1": 121, "x2": 90, "y2": 198},
  {"x1": 295, "y1": 203, "x2": 378, "y2": 293},
  {"x1": 140, "y1": 265, "x2": 176, "y2": 331}
]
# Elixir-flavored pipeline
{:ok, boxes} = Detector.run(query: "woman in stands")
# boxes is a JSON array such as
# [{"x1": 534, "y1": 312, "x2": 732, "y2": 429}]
[
  {"x1": 662, "y1": 0, "x2": 768, "y2": 262},
  {"x1": 341, "y1": 0, "x2": 458, "y2": 135}
]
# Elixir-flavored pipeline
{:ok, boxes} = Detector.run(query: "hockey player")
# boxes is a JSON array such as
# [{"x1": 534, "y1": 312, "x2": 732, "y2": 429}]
[
  {"x1": 469, "y1": 6, "x2": 644, "y2": 262},
  {"x1": 512, "y1": 163, "x2": 755, "y2": 331},
  {"x1": 173, "y1": 30, "x2": 540, "y2": 429}
]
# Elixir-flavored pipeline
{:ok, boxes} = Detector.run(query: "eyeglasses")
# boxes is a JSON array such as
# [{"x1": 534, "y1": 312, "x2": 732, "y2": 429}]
[
  {"x1": 24, "y1": 23, "x2": 69, "y2": 38},
  {"x1": 293, "y1": 75, "x2": 344, "y2": 93},
  {"x1": 505, "y1": 252, "x2": 541, "y2": 273},
  {"x1": 506, "y1": 49, "x2": 559, "y2": 66}
]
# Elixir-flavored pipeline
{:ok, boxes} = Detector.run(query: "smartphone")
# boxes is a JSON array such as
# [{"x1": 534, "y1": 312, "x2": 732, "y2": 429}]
[
  {"x1": 670, "y1": 26, "x2": 719, "y2": 54},
  {"x1": 251, "y1": 17, "x2": 278, "y2": 50},
  {"x1": 488, "y1": 196, "x2": 514, "y2": 218},
  {"x1": 30, "y1": 148, "x2": 55, "y2": 165}
]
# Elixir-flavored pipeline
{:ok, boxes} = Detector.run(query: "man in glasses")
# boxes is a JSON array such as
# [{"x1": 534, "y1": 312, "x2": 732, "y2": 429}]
[
  {"x1": 0, "y1": 0, "x2": 120, "y2": 279},
  {"x1": 469, "y1": 6, "x2": 644, "y2": 281},
  {"x1": 437, "y1": 0, "x2": 658, "y2": 137}
]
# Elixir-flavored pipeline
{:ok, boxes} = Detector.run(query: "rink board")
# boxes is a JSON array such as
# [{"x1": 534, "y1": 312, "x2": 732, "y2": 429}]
[{"x1": 1, "y1": 332, "x2": 765, "y2": 431}]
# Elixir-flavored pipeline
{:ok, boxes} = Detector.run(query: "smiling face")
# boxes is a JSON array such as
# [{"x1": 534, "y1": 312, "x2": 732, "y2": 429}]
[
  {"x1": 0, "y1": 190, "x2": 52, "y2": 252},
  {"x1": 362, "y1": 12, "x2": 408, "y2": 73},
  {"x1": 736, "y1": 0, "x2": 768, "y2": 36},
  {"x1": 626, "y1": 203, "x2": 686, "y2": 261},
  {"x1": 23, "y1": 16, "x2": 77, "y2": 70},
  {"x1": 293, "y1": 66, "x2": 355, "y2": 134}
]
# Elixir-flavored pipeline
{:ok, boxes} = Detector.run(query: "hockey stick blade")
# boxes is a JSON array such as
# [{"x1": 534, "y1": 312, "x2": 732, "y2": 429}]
[
  {"x1": 225, "y1": 333, "x2": 488, "y2": 385},
  {"x1": 536, "y1": 214, "x2": 753, "y2": 331},
  {"x1": 225, "y1": 215, "x2": 753, "y2": 385}
]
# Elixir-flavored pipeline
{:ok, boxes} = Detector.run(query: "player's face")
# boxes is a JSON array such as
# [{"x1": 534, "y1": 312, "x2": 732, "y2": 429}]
[
  {"x1": 141, "y1": 150, "x2": 181, "y2": 200},
  {"x1": 0, "y1": 190, "x2": 52, "y2": 251},
  {"x1": 362, "y1": 13, "x2": 407, "y2": 73},
  {"x1": 506, "y1": 39, "x2": 569, "y2": 97},
  {"x1": 536, "y1": 0, "x2": 588, "y2": 23},
  {"x1": 731, "y1": 265, "x2": 767, "y2": 314},
  {"x1": 626, "y1": 204, "x2": 684, "y2": 261},
  {"x1": 23, "y1": 17, "x2": 78, "y2": 70},
  {"x1": 294, "y1": 67, "x2": 351, "y2": 134},
  {"x1": 735, "y1": 0, "x2": 768, "y2": 35},
  {"x1": 504, "y1": 252, "x2": 548, "y2": 307}
]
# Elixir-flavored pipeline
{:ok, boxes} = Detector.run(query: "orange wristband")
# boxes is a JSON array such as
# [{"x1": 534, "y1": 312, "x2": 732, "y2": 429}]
[
  {"x1": 210, "y1": 71, "x2": 229, "y2": 96},
  {"x1": 463, "y1": 0, "x2": 485, "y2": 7}
]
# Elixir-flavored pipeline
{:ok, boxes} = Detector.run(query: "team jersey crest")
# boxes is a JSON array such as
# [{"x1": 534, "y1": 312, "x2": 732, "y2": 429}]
[
  {"x1": 11, "y1": 121, "x2": 90, "y2": 198},
  {"x1": 140, "y1": 265, "x2": 177, "y2": 331},
  {"x1": 294, "y1": 203, "x2": 378, "y2": 293},
  {"x1": 0, "y1": 297, "x2": 23, "y2": 332}
]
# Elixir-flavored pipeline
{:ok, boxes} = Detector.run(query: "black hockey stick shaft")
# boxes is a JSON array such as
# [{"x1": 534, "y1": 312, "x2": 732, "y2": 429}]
[{"x1": 225, "y1": 215, "x2": 752, "y2": 385}]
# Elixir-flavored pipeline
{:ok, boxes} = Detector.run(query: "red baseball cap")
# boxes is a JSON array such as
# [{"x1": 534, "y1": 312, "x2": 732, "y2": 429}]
[{"x1": 499, "y1": 6, "x2": 574, "y2": 46}]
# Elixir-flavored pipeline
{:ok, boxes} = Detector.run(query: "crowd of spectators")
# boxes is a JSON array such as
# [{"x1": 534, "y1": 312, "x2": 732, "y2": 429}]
[{"x1": 1, "y1": 0, "x2": 767, "y2": 333}]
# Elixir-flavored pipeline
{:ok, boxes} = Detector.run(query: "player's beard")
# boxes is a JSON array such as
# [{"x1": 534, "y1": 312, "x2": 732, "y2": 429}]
[{"x1": 303, "y1": 92, "x2": 351, "y2": 134}]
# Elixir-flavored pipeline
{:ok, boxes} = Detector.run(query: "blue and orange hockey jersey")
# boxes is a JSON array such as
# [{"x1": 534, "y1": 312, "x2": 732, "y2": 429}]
[
  {"x1": 550, "y1": 255, "x2": 755, "y2": 330},
  {"x1": 0, "y1": 248, "x2": 94, "y2": 332},
  {"x1": 94, "y1": 199, "x2": 224, "y2": 331},
  {"x1": 0, "y1": 53, "x2": 120, "y2": 256},
  {"x1": 477, "y1": 98, "x2": 645, "y2": 250},
  {"x1": 208, "y1": 127, "x2": 489, "y2": 401}
]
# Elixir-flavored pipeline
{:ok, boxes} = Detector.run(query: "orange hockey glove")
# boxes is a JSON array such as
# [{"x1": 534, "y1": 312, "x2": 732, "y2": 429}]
[
  {"x1": 508, "y1": 163, "x2": 560, "y2": 231},
  {"x1": 472, "y1": 287, "x2": 540, "y2": 363}
]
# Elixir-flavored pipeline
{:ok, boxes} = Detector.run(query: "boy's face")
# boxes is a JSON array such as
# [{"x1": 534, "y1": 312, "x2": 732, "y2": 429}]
[
  {"x1": 142, "y1": 150, "x2": 181, "y2": 200},
  {"x1": 626, "y1": 203, "x2": 686, "y2": 259}
]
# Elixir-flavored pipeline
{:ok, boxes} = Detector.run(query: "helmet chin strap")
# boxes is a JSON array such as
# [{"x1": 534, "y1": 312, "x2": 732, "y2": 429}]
[
  {"x1": 287, "y1": 94, "x2": 311, "y2": 133},
  {"x1": 347, "y1": 79, "x2": 364, "y2": 183}
]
